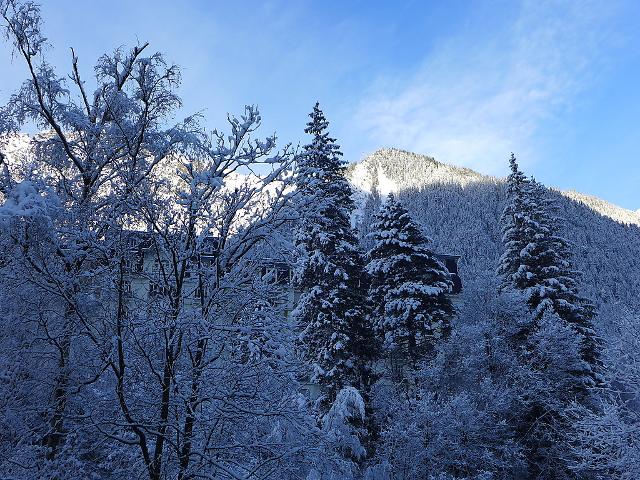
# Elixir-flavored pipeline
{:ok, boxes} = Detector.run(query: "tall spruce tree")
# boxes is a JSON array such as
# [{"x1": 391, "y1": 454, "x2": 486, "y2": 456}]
[
  {"x1": 293, "y1": 103, "x2": 375, "y2": 410},
  {"x1": 518, "y1": 179, "x2": 598, "y2": 364},
  {"x1": 498, "y1": 154, "x2": 598, "y2": 367},
  {"x1": 498, "y1": 153, "x2": 531, "y2": 290},
  {"x1": 498, "y1": 154, "x2": 600, "y2": 479},
  {"x1": 366, "y1": 193, "x2": 453, "y2": 364}
]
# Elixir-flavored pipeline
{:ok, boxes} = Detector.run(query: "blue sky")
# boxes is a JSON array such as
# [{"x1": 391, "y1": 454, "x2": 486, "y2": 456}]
[{"x1": 1, "y1": 0, "x2": 639, "y2": 209}]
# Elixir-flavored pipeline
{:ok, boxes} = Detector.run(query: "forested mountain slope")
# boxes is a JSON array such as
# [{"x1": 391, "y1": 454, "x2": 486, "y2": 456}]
[{"x1": 348, "y1": 148, "x2": 640, "y2": 312}]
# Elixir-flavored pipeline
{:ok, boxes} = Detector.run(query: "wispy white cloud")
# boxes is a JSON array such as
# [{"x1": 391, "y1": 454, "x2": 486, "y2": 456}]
[{"x1": 353, "y1": 0, "x2": 624, "y2": 174}]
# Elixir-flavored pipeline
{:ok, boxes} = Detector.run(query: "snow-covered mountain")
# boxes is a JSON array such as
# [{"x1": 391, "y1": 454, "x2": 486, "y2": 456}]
[
  {"x1": 348, "y1": 148, "x2": 488, "y2": 193},
  {"x1": 561, "y1": 189, "x2": 640, "y2": 226},
  {"x1": 347, "y1": 148, "x2": 640, "y2": 312},
  {"x1": 349, "y1": 148, "x2": 640, "y2": 226}
]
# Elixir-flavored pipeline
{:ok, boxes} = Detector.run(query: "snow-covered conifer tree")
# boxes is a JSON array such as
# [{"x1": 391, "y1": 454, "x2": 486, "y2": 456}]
[
  {"x1": 497, "y1": 153, "x2": 531, "y2": 289},
  {"x1": 366, "y1": 193, "x2": 453, "y2": 364},
  {"x1": 293, "y1": 102, "x2": 375, "y2": 409},
  {"x1": 518, "y1": 179, "x2": 598, "y2": 365},
  {"x1": 498, "y1": 154, "x2": 600, "y2": 478},
  {"x1": 498, "y1": 154, "x2": 597, "y2": 368}
]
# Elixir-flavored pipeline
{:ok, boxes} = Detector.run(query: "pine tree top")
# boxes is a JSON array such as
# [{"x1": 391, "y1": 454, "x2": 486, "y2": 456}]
[
  {"x1": 296, "y1": 102, "x2": 353, "y2": 216},
  {"x1": 293, "y1": 103, "x2": 375, "y2": 406},
  {"x1": 506, "y1": 153, "x2": 529, "y2": 196},
  {"x1": 304, "y1": 102, "x2": 331, "y2": 136},
  {"x1": 498, "y1": 153, "x2": 599, "y2": 368},
  {"x1": 303, "y1": 102, "x2": 343, "y2": 163},
  {"x1": 366, "y1": 194, "x2": 454, "y2": 358}
]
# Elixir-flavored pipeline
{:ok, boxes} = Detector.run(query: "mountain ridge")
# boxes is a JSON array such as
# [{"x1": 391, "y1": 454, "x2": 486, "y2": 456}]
[{"x1": 348, "y1": 147, "x2": 640, "y2": 227}]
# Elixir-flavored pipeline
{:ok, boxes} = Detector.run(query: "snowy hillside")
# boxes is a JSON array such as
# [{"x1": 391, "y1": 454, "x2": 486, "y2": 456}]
[
  {"x1": 347, "y1": 148, "x2": 640, "y2": 311},
  {"x1": 348, "y1": 147, "x2": 490, "y2": 196},
  {"x1": 0, "y1": 134, "x2": 33, "y2": 187},
  {"x1": 561, "y1": 189, "x2": 640, "y2": 226},
  {"x1": 349, "y1": 148, "x2": 640, "y2": 226}
]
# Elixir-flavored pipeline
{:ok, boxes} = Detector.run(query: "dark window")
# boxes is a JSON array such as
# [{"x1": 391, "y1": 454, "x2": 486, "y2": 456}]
[
  {"x1": 450, "y1": 274, "x2": 462, "y2": 294},
  {"x1": 122, "y1": 280, "x2": 132, "y2": 296},
  {"x1": 149, "y1": 282, "x2": 167, "y2": 297},
  {"x1": 134, "y1": 253, "x2": 144, "y2": 272},
  {"x1": 201, "y1": 237, "x2": 220, "y2": 254},
  {"x1": 261, "y1": 265, "x2": 291, "y2": 286},
  {"x1": 201, "y1": 255, "x2": 216, "y2": 269},
  {"x1": 445, "y1": 258, "x2": 458, "y2": 274}
]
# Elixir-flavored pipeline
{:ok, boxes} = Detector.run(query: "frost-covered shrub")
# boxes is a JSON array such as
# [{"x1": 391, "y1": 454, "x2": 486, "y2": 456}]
[{"x1": 323, "y1": 386, "x2": 367, "y2": 461}]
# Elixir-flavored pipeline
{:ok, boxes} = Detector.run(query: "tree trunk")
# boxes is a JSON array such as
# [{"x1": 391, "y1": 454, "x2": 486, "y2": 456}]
[{"x1": 44, "y1": 304, "x2": 73, "y2": 460}]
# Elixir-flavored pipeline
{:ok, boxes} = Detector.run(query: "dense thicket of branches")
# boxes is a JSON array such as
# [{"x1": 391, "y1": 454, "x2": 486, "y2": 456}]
[{"x1": 0, "y1": 2, "x2": 327, "y2": 478}]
